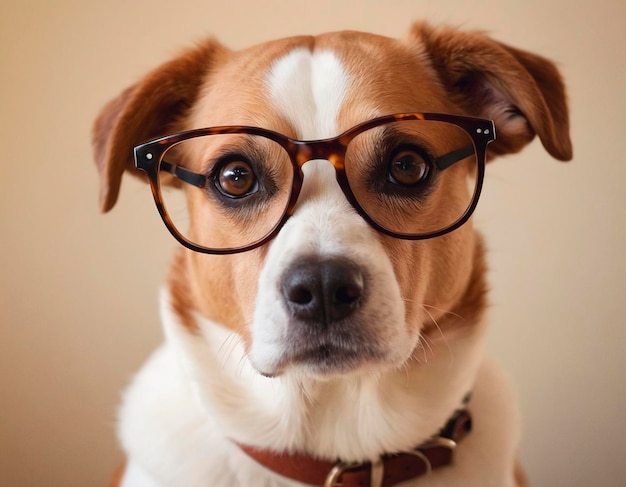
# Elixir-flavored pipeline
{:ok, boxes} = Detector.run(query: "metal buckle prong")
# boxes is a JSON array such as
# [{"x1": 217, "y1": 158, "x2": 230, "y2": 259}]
[
  {"x1": 323, "y1": 461, "x2": 354, "y2": 487},
  {"x1": 420, "y1": 436, "x2": 457, "y2": 451},
  {"x1": 411, "y1": 436, "x2": 458, "y2": 474},
  {"x1": 324, "y1": 437, "x2": 457, "y2": 487},
  {"x1": 323, "y1": 458, "x2": 385, "y2": 487}
]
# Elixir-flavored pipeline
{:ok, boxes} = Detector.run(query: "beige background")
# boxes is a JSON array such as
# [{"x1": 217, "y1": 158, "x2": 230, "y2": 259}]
[{"x1": 1, "y1": 0, "x2": 624, "y2": 486}]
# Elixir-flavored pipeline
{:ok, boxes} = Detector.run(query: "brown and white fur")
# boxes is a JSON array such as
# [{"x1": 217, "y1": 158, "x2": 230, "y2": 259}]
[{"x1": 93, "y1": 21, "x2": 572, "y2": 487}]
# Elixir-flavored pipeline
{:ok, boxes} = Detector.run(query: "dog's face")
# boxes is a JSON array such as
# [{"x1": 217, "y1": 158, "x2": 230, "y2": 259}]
[
  {"x1": 181, "y1": 34, "x2": 481, "y2": 379},
  {"x1": 93, "y1": 23, "x2": 571, "y2": 381}
]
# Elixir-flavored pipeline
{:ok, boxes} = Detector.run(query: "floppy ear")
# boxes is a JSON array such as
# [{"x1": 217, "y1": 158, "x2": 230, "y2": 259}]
[
  {"x1": 406, "y1": 22, "x2": 572, "y2": 161},
  {"x1": 92, "y1": 38, "x2": 228, "y2": 213}
]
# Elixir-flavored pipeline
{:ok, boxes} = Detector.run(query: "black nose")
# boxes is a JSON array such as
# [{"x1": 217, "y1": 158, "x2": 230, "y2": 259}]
[{"x1": 281, "y1": 257, "x2": 365, "y2": 326}]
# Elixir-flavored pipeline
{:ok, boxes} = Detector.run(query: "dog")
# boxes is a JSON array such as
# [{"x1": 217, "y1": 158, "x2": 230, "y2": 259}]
[{"x1": 93, "y1": 20, "x2": 571, "y2": 487}]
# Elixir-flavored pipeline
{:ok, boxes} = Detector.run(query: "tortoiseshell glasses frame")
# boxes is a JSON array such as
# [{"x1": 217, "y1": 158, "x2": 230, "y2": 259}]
[{"x1": 134, "y1": 113, "x2": 496, "y2": 255}]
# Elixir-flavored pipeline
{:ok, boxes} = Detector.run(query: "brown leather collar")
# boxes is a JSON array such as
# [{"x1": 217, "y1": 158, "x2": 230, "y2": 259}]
[{"x1": 236, "y1": 399, "x2": 472, "y2": 487}]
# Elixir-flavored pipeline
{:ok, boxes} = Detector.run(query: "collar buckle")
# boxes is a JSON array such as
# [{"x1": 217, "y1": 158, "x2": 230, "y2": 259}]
[
  {"x1": 323, "y1": 436, "x2": 459, "y2": 487},
  {"x1": 238, "y1": 398, "x2": 472, "y2": 487},
  {"x1": 324, "y1": 457, "x2": 385, "y2": 487},
  {"x1": 324, "y1": 461, "x2": 356, "y2": 487}
]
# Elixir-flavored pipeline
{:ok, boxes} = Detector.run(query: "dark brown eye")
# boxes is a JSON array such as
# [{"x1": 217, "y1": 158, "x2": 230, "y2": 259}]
[
  {"x1": 388, "y1": 149, "x2": 430, "y2": 186},
  {"x1": 216, "y1": 160, "x2": 257, "y2": 197}
]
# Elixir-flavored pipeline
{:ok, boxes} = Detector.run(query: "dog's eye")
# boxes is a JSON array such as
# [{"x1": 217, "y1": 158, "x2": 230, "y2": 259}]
[
  {"x1": 387, "y1": 148, "x2": 431, "y2": 186},
  {"x1": 215, "y1": 160, "x2": 258, "y2": 198}
]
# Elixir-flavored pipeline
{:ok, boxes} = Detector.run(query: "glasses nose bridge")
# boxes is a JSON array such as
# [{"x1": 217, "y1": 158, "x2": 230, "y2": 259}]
[{"x1": 293, "y1": 138, "x2": 347, "y2": 171}]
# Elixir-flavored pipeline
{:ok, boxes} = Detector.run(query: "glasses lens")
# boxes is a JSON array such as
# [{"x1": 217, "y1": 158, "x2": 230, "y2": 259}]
[
  {"x1": 345, "y1": 120, "x2": 479, "y2": 237},
  {"x1": 157, "y1": 133, "x2": 293, "y2": 251}
]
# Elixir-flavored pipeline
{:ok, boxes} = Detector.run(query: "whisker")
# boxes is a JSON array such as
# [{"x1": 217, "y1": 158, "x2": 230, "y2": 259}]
[
  {"x1": 298, "y1": 379, "x2": 316, "y2": 405},
  {"x1": 421, "y1": 303, "x2": 465, "y2": 322},
  {"x1": 237, "y1": 352, "x2": 249, "y2": 377},
  {"x1": 215, "y1": 322, "x2": 251, "y2": 377},
  {"x1": 398, "y1": 354, "x2": 415, "y2": 387},
  {"x1": 235, "y1": 326, "x2": 254, "y2": 377},
  {"x1": 216, "y1": 330, "x2": 239, "y2": 360},
  {"x1": 420, "y1": 305, "x2": 454, "y2": 367},
  {"x1": 420, "y1": 333, "x2": 434, "y2": 360}
]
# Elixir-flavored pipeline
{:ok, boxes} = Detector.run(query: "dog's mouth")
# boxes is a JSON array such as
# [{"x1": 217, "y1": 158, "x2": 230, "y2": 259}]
[
  {"x1": 263, "y1": 332, "x2": 387, "y2": 377},
  {"x1": 291, "y1": 343, "x2": 362, "y2": 372}
]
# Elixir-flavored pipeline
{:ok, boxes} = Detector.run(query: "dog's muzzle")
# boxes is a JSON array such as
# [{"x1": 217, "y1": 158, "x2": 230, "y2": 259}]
[{"x1": 269, "y1": 255, "x2": 383, "y2": 375}]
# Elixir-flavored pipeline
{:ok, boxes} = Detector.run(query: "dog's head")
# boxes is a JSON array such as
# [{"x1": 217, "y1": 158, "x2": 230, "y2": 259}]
[{"x1": 93, "y1": 23, "x2": 571, "y2": 381}]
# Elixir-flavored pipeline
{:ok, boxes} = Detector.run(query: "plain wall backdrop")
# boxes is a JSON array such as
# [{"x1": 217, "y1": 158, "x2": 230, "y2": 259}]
[{"x1": 1, "y1": 0, "x2": 624, "y2": 485}]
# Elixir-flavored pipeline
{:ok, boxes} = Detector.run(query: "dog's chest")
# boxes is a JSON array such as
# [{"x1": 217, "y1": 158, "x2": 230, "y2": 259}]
[{"x1": 118, "y1": 301, "x2": 519, "y2": 487}]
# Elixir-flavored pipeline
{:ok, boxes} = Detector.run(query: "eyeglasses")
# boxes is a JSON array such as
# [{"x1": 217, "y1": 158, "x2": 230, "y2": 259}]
[{"x1": 134, "y1": 113, "x2": 495, "y2": 254}]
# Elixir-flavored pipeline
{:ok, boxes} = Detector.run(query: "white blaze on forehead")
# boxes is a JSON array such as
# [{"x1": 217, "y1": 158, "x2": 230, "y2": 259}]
[{"x1": 266, "y1": 48, "x2": 348, "y2": 140}]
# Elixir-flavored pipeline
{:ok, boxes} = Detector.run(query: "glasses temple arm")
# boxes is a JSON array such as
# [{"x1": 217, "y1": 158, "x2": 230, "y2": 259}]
[
  {"x1": 160, "y1": 143, "x2": 475, "y2": 189},
  {"x1": 160, "y1": 160, "x2": 207, "y2": 188},
  {"x1": 434, "y1": 144, "x2": 476, "y2": 171}
]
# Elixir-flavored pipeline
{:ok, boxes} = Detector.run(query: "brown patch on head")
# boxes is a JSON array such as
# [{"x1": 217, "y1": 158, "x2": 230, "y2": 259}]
[
  {"x1": 321, "y1": 30, "x2": 454, "y2": 127},
  {"x1": 406, "y1": 22, "x2": 572, "y2": 161},
  {"x1": 185, "y1": 35, "x2": 316, "y2": 131},
  {"x1": 92, "y1": 38, "x2": 229, "y2": 213}
]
